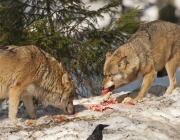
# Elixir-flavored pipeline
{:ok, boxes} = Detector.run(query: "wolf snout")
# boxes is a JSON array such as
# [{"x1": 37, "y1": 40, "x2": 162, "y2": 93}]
[
  {"x1": 67, "y1": 106, "x2": 75, "y2": 115},
  {"x1": 102, "y1": 85, "x2": 115, "y2": 91},
  {"x1": 63, "y1": 102, "x2": 75, "y2": 115},
  {"x1": 101, "y1": 85, "x2": 115, "y2": 95},
  {"x1": 101, "y1": 86, "x2": 105, "y2": 90}
]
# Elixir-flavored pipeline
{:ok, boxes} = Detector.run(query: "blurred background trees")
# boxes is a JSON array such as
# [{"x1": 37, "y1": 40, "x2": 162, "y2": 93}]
[
  {"x1": 0, "y1": 0, "x2": 179, "y2": 98},
  {"x1": 0, "y1": 0, "x2": 141, "y2": 98},
  {"x1": 158, "y1": 0, "x2": 179, "y2": 23}
]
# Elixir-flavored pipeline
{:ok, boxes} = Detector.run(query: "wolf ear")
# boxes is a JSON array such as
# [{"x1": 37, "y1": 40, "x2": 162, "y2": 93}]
[
  {"x1": 62, "y1": 73, "x2": 69, "y2": 84},
  {"x1": 118, "y1": 56, "x2": 127, "y2": 68},
  {"x1": 106, "y1": 52, "x2": 112, "y2": 60}
]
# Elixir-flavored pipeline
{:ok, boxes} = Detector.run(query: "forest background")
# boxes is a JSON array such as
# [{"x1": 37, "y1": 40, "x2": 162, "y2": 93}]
[{"x1": 0, "y1": 0, "x2": 179, "y2": 98}]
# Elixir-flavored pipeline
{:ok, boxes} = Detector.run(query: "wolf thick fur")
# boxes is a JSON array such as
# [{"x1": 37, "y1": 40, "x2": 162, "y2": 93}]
[
  {"x1": 102, "y1": 20, "x2": 180, "y2": 101},
  {"x1": 0, "y1": 45, "x2": 75, "y2": 124}
]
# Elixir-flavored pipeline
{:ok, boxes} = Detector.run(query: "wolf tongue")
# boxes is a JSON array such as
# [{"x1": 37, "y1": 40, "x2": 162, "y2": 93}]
[{"x1": 101, "y1": 88, "x2": 109, "y2": 96}]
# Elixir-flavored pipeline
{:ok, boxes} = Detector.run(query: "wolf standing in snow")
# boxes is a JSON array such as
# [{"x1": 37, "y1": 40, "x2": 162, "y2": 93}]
[
  {"x1": 102, "y1": 20, "x2": 180, "y2": 102},
  {"x1": 0, "y1": 45, "x2": 75, "y2": 124}
]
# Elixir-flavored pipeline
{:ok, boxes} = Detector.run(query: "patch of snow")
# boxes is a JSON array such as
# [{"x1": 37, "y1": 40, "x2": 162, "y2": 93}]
[
  {"x1": 32, "y1": 131, "x2": 44, "y2": 137},
  {"x1": 175, "y1": 0, "x2": 180, "y2": 10},
  {"x1": 82, "y1": 0, "x2": 111, "y2": 29},
  {"x1": 169, "y1": 109, "x2": 180, "y2": 117},
  {"x1": 8, "y1": 135, "x2": 21, "y2": 140},
  {"x1": 141, "y1": 6, "x2": 158, "y2": 21},
  {"x1": 148, "y1": 0, "x2": 157, "y2": 3},
  {"x1": 0, "y1": 99, "x2": 8, "y2": 111},
  {"x1": 0, "y1": 85, "x2": 180, "y2": 140},
  {"x1": 123, "y1": 0, "x2": 146, "y2": 9}
]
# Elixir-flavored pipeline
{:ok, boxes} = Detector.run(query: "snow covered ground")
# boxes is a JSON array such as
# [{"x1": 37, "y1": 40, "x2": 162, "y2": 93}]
[{"x1": 0, "y1": 85, "x2": 180, "y2": 140}]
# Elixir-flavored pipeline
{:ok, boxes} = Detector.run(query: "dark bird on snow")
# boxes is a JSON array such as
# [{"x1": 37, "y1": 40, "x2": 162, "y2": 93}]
[{"x1": 87, "y1": 124, "x2": 109, "y2": 140}]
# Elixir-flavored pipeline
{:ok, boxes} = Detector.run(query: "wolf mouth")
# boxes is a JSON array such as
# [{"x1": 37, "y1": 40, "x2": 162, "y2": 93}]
[{"x1": 101, "y1": 85, "x2": 115, "y2": 95}]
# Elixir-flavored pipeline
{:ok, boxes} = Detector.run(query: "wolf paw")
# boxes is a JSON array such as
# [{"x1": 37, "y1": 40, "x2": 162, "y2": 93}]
[
  {"x1": 166, "y1": 87, "x2": 175, "y2": 94},
  {"x1": 132, "y1": 95, "x2": 144, "y2": 102},
  {"x1": 122, "y1": 97, "x2": 132, "y2": 103},
  {"x1": 10, "y1": 118, "x2": 18, "y2": 124},
  {"x1": 29, "y1": 113, "x2": 37, "y2": 120}
]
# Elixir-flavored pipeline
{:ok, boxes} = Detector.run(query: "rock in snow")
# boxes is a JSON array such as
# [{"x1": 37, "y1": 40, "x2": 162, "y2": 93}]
[{"x1": 0, "y1": 85, "x2": 180, "y2": 140}]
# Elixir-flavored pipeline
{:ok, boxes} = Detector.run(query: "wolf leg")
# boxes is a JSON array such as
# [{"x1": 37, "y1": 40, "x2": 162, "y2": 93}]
[
  {"x1": 8, "y1": 86, "x2": 23, "y2": 124},
  {"x1": 165, "y1": 53, "x2": 179, "y2": 94},
  {"x1": 21, "y1": 95, "x2": 37, "y2": 119},
  {"x1": 134, "y1": 69, "x2": 156, "y2": 101}
]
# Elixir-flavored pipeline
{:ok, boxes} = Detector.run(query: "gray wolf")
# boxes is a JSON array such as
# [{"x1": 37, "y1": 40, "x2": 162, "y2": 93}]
[
  {"x1": 102, "y1": 20, "x2": 180, "y2": 102},
  {"x1": 0, "y1": 45, "x2": 75, "y2": 124}
]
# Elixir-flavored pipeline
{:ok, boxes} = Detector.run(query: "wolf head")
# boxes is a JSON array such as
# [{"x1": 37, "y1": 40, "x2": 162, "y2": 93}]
[
  {"x1": 61, "y1": 96, "x2": 75, "y2": 115},
  {"x1": 101, "y1": 49, "x2": 140, "y2": 94},
  {"x1": 60, "y1": 72, "x2": 75, "y2": 114},
  {"x1": 40, "y1": 72, "x2": 75, "y2": 115}
]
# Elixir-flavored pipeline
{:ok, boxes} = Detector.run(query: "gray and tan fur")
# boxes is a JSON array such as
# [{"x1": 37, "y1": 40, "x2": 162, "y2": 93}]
[
  {"x1": 0, "y1": 45, "x2": 75, "y2": 124},
  {"x1": 102, "y1": 20, "x2": 180, "y2": 101}
]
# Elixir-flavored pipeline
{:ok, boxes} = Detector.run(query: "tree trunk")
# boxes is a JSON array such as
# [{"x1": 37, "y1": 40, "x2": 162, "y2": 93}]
[{"x1": 46, "y1": 0, "x2": 55, "y2": 34}]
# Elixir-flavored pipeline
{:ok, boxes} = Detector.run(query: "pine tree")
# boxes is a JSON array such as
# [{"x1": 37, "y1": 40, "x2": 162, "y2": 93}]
[{"x1": 0, "y1": 0, "x2": 141, "y2": 97}]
